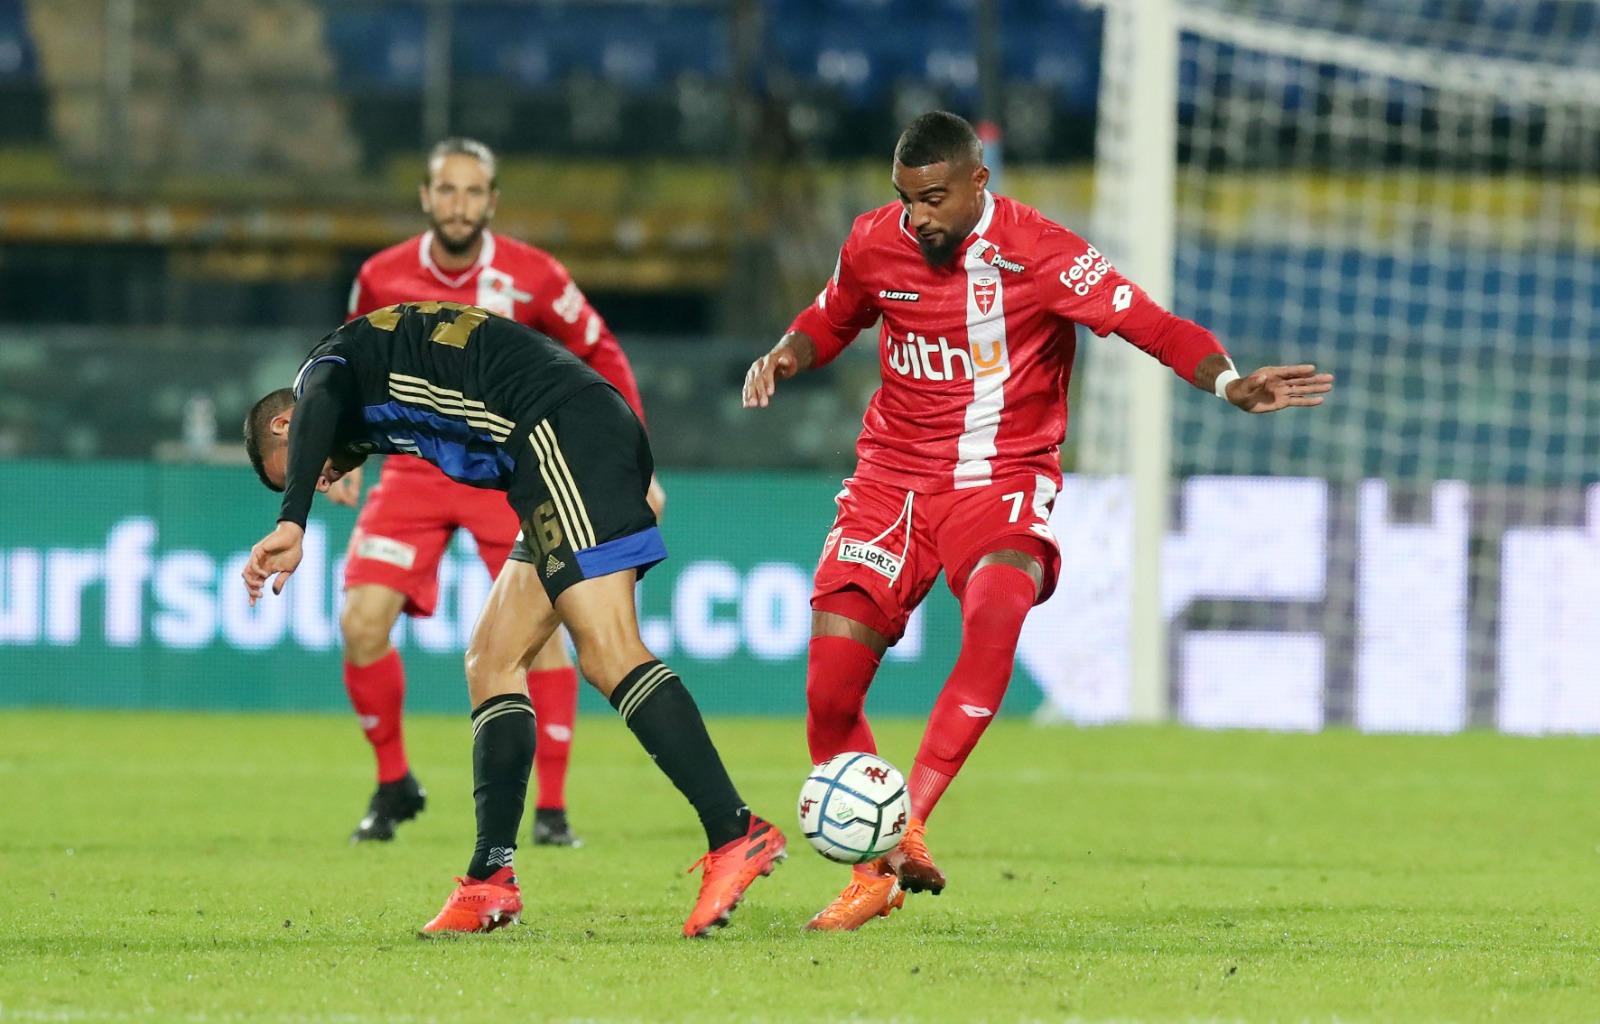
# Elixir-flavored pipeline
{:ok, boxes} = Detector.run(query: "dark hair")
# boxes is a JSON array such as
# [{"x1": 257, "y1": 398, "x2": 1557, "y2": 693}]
[
  {"x1": 426, "y1": 136, "x2": 498, "y2": 188},
  {"x1": 244, "y1": 388, "x2": 295, "y2": 492},
  {"x1": 893, "y1": 111, "x2": 982, "y2": 170}
]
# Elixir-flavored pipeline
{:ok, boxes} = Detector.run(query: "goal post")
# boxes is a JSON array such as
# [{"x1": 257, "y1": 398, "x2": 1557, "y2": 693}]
[
  {"x1": 1081, "y1": 0, "x2": 1181, "y2": 722},
  {"x1": 1068, "y1": 0, "x2": 1600, "y2": 732}
]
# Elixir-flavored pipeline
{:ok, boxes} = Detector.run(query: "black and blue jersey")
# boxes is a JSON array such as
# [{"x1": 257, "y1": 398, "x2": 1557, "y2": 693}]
[{"x1": 280, "y1": 301, "x2": 608, "y2": 527}]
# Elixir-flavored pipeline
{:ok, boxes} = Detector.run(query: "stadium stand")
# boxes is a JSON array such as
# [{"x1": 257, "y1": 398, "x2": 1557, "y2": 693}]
[
  {"x1": 27, "y1": 0, "x2": 357, "y2": 176},
  {"x1": 0, "y1": 0, "x2": 45, "y2": 144}
]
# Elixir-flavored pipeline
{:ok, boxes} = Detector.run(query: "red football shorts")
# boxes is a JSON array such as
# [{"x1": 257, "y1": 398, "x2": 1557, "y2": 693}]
[
  {"x1": 811, "y1": 474, "x2": 1063, "y2": 644},
  {"x1": 344, "y1": 455, "x2": 520, "y2": 617}
]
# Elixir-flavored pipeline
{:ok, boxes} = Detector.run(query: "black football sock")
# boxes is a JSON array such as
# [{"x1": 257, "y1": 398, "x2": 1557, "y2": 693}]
[
  {"x1": 609, "y1": 661, "x2": 750, "y2": 850},
  {"x1": 466, "y1": 693, "x2": 537, "y2": 882}
]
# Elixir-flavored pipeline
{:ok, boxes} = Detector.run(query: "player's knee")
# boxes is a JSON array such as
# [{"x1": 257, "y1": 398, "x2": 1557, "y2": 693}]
[
  {"x1": 463, "y1": 643, "x2": 515, "y2": 692},
  {"x1": 462, "y1": 646, "x2": 487, "y2": 689},
  {"x1": 959, "y1": 566, "x2": 1037, "y2": 646},
  {"x1": 341, "y1": 601, "x2": 397, "y2": 663},
  {"x1": 572, "y1": 637, "x2": 650, "y2": 693},
  {"x1": 572, "y1": 647, "x2": 619, "y2": 692},
  {"x1": 961, "y1": 597, "x2": 1027, "y2": 639},
  {"x1": 805, "y1": 674, "x2": 861, "y2": 721}
]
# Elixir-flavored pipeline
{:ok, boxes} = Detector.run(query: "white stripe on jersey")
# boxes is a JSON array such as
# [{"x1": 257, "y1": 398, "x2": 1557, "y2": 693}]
[{"x1": 954, "y1": 232, "x2": 1010, "y2": 489}]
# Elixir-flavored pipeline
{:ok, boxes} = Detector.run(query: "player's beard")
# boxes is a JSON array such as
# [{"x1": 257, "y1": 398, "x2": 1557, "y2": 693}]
[
  {"x1": 430, "y1": 215, "x2": 488, "y2": 256},
  {"x1": 916, "y1": 231, "x2": 962, "y2": 268}
]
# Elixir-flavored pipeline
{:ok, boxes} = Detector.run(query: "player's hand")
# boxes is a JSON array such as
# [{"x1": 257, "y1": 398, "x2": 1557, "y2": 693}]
[
  {"x1": 1226, "y1": 364, "x2": 1334, "y2": 413},
  {"x1": 323, "y1": 464, "x2": 363, "y2": 507},
  {"x1": 646, "y1": 473, "x2": 667, "y2": 521},
  {"x1": 242, "y1": 521, "x2": 305, "y2": 606},
  {"x1": 741, "y1": 347, "x2": 801, "y2": 408}
]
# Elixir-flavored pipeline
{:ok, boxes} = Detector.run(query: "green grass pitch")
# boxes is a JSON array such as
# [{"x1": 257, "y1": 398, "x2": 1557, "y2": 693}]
[{"x1": 2, "y1": 710, "x2": 1598, "y2": 1022}]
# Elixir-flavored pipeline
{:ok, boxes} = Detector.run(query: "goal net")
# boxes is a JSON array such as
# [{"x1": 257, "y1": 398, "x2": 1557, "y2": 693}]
[{"x1": 1043, "y1": 0, "x2": 1600, "y2": 733}]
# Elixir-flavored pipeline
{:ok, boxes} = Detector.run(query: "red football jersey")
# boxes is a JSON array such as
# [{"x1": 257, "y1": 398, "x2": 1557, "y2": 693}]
[
  {"x1": 349, "y1": 229, "x2": 644, "y2": 420},
  {"x1": 790, "y1": 191, "x2": 1224, "y2": 491}
]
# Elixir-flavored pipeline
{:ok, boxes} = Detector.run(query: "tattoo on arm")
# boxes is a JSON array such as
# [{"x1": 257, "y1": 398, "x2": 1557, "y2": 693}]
[
  {"x1": 1193, "y1": 353, "x2": 1233, "y2": 394},
  {"x1": 778, "y1": 331, "x2": 818, "y2": 373}
]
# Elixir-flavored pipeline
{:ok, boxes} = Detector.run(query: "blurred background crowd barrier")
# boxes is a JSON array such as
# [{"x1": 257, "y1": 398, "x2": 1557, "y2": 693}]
[{"x1": 3, "y1": 0, "x2": 1600, "y2": 729}]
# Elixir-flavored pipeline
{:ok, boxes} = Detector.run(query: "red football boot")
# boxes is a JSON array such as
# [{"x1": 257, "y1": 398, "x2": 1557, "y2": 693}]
[
  {"x1": 420, "y1": 866, "x2": 522, "y2": 935},
  {"x1": 683, "y1": 815, "x2": 787, "y2": 937}
]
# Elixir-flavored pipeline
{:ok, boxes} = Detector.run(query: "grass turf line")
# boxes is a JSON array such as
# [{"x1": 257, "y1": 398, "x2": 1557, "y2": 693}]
[{"x1": 0, "y1": 711, "x2": 1597, "y2": 1023}]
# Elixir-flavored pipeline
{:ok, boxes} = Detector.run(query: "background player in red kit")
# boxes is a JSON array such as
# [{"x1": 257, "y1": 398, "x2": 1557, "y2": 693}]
[
  {"x1": 330, "y1": 137, "x2": 663, "y2": 846},
  {"x1": 743, "y1": 112, "x2": 1333, "y2": 930}
]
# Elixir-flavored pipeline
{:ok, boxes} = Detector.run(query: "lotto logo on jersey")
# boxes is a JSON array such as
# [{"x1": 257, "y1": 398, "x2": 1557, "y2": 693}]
[
  {"x1": 1059, "y1": 245, "x2": 1113, "y2": 297},
  {"x1": 886, "y1": 332, "x2": 1007, "y2": 382}
]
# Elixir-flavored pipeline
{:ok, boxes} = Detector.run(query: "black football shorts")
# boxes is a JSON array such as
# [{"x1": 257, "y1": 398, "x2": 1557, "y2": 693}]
[{"x1": 505, "y1": 383, "x2": 666, "y2": 600}]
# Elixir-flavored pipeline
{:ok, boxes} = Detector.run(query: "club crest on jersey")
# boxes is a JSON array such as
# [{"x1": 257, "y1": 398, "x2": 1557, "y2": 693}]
[
  {"x1": 972, "y1": 277, "x2": 998, "y2": 317},
  {"x1": 837, "y1": 538, "x2": 902, "y2": 580}
]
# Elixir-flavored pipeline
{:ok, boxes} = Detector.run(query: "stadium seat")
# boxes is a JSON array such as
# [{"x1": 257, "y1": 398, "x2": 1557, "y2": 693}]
[
  {"x1": 0, "y1": 0, "x2": 37, "y2": 81},
  {"x1": 323, "y1": 3, "x2": 428, "y2": 90}
]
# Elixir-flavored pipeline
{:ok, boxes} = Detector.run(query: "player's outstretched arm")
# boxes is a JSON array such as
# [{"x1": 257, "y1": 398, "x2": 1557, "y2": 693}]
[
  {"x1": 1195, "y1": 353, "x2": 1334, "y2": 414},
  {"x1": 242, "y1": 521, "x2": 305, "y2": 606},
  {"x1": 742, "y1": 331, "x2": 818, "y2": 409}
]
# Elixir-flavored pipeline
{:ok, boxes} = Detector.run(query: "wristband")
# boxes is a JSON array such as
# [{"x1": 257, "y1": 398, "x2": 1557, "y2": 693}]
[{"x1": 1213, "y1": 367, "x2": 1240, "y2": 401}]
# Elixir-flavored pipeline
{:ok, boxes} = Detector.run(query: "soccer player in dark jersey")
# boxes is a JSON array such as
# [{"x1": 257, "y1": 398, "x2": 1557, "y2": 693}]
[
  {"x1": 744, "y1": 111, "x2": 1332, "y2": 930},
  {"x1": 332, "y1": 137, "x2": 659, "y2": 849},
  {"x1": 242, "y1": 301, "x2": 785, "y2": 936}
]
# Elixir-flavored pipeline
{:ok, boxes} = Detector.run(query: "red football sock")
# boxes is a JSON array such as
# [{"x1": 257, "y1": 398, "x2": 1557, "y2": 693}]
[
  {"x1": 343, "y1": 648, "x2": 409, "y2": 784},
  {"x1": 527, "y1": 666, "x2": 578, "y2": 811},
  {"x1": 910, "y1": 563, "x2": 1036, "y2": 821},
  {"x1": 805, "y1": 635, "x2": 882, "y2": 763}
]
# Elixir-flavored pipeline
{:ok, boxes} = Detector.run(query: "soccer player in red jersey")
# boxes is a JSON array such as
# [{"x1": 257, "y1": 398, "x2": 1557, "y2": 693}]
[
  {"x1": 743, "y1": 112, "x2": 1333, "y2": 930},
  {"x1": 330, "y1": 138, "x2": 663, "y2": 847}
]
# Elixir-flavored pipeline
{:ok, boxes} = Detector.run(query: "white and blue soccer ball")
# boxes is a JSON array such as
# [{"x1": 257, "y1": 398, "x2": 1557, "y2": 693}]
[{"x1": 798, "y1": 752, "x2": 912, "y2": 864}]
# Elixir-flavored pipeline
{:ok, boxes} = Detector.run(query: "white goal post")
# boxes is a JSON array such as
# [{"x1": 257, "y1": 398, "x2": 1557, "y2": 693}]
[{"x1": 1073, "y1": 0, "x2": 1600, "y2": 731}]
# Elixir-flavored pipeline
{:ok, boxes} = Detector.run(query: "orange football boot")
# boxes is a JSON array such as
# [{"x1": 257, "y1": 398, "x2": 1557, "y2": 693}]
[
  {"x1": 803, "y1": 863, "x2": 905, "y2": 931},
  {"x1": 882, "y1": 817, "x2": 946, "y2": 894},
  {"x1": 683, "y1": 814, "x2": 787, "y2": 937},
  {"x1": 419, "y1": 866, "x2": 523, "y2": 935}
]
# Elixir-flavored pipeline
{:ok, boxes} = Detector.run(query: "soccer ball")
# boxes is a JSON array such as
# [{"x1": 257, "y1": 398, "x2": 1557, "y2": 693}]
[{"x1": 797, "y1": 752, "x2": 911, "y2": 864}]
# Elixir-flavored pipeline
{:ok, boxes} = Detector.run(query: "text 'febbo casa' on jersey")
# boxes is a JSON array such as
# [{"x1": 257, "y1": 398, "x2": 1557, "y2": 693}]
[
  {"x1": 789, "y1": 191, "x2": 1148, "y2": 492},
  {"x1": 293, "y1": 301, "x2": 607, "y2": 488}
]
